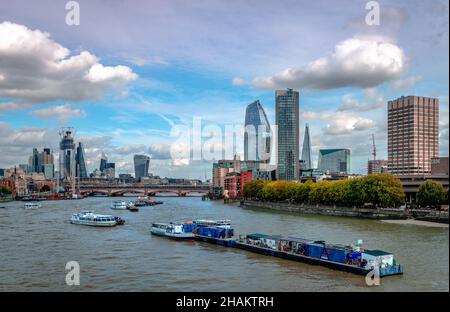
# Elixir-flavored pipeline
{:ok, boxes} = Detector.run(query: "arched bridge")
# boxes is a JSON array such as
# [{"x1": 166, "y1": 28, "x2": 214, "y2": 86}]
[{"x1": 78, "y1": 184, "x2": 210, "y2": 197}]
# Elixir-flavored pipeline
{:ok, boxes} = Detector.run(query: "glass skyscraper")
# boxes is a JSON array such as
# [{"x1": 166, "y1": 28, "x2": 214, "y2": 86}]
[
  {"x1": 75, "y1": 142, "x2": 88, "y2": 178},
  {"x1": 59, "y1": 128, "x2": 75, "y2": 181},
  {"x1": 244, "y1": 100, "x2": 271, "y2": 162},
  {"x1": 134, "y1": 154, "x2": 150, "y2": 180},
  {"x1": 275, "y1": 89, "x2": 299, "y2": 181},
  {"x1": 318, "y1": 149, "x2": 351, "y2": 174},
  {"x1": 301, "y1": 123, "x2": 312, "y2": 170}
]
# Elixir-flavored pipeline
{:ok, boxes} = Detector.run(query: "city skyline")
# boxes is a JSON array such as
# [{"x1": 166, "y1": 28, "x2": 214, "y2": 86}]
[{"x1": 0, "y1": 0, "x2": 449, "y2": 179}]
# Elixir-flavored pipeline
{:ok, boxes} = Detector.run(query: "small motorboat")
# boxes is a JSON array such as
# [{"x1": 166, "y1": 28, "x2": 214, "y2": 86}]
[
  {"x1": 150, "y1": 222, "x2": 195, "y2": 239},
  {"x1": 114, "y1": 216, "x2": 126, "y2": 225},
  {"x1": 111, "y1": 201, "x2": 127, "y2": 210}
]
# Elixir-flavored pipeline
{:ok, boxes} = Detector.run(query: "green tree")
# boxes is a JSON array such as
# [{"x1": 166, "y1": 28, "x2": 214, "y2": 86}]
[
  {"x1": 0, "y1": 185, "x2": 12, "y2": 196},
  {"x1": 416, "y1": 180, "x2": 447, "y2": 208}
]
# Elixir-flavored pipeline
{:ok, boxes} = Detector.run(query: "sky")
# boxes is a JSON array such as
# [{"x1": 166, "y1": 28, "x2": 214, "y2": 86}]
[{"x1": 0, "y1": 0, "x2": 449, "y2": 179}]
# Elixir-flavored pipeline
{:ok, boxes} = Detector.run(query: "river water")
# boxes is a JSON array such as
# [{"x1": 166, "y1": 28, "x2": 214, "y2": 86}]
[{"x1": 0, "y1": 196, "x2": 448, "y2": 291}]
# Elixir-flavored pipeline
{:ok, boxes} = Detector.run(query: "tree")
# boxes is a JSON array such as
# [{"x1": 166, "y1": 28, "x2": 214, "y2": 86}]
[
  {"x1": 416, "y1": 180, "x2": 447, "y2": 208},
  {"x1": 0, "y1": 185, "x2": 12, "y2": 197}
]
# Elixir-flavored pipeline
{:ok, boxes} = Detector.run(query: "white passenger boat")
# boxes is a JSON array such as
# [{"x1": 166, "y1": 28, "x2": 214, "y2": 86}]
[
  {"x1": 110, "y1": 201, "x2": 127, "y2": 210},
  {"x1": 193, "y1": 219, "x2": 232, "y2": 229},
  {"x1": 150, "y1": 222, "x2": 195, "y2": 239},
  {"x1": 70, "y1": 211, "x2": 117, "y2": 227},
  {"x1": 24, "y1": 202, "x2": 42, "y2": 209}
]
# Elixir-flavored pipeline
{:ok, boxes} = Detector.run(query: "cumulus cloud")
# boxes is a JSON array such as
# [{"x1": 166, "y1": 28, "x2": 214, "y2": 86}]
[
  {"x1": 322, "y1": 112, "x2": 375, "y2": 135},
  {"x1": 252, "y1": 37, "x2": 406, "y2": 90},
  {"x1": 390, "y1": 75, "x2": 422, "y2": 90},
  {"x1": 148, "y1": 143, "x2": 172, "y2": 160},
  {"x1": 0, "y1": 21, "x2": 137, "y2": 105},
  {"x1": 29, "y1": 104, "x2": 86, "y2": 124},
  {"x1": 338, "y1": 89, "x2": 384, "y2": 112}
]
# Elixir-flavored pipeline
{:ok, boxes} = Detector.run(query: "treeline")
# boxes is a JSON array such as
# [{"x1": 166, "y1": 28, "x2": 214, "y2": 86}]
[{"x1": 243, "y1": 174, "x2": 406, "y2": 208}]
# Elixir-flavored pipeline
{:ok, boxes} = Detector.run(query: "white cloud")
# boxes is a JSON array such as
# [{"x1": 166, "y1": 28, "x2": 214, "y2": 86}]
[
  {"x1": 322, "y1": 112, "x2": 375, "y2": 135},
  {"x1": 125, "y1": 55, "x2": 168, "y2": 66},
  {"x1": 232, "y1": 77, "x2": 247, "y2": 86},
  {"x1": 338, "y1": 90, "x2": 384, "y2": 112},
  {"x1": 0, "y1": 21, "x2": 137, "y2": 105},
  {"x1": 390, "y1": 75, "x2": 422, "y2": 90},
  {"x1": 0, "y1": 102, "x2": 20, "y2": 113},
  {"x1": 30, "y1": 104, "x2": 86, "y2": 124},
  {"x1": 252, "y1": 37, "x2": 406, "y2": 90}
]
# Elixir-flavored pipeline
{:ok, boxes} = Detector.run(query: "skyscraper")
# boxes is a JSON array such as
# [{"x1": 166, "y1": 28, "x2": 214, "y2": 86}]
[
  {"x1": 75, "y1": 142, "x2": 88, "y2": 178},
  {"x1": 28, "y1": 148, "x2": 40, "y2": 173},
  {"x1": 275, "y1": 89, "x2": 299, "y2": 181},
  {"x1": 388, "y1": 96, "x2": 439, "y2": 175},
  {"x1": 318, "y1": 149, "x2": 351, "y2": 174},
  {"x1": 134, "y1": 154, "x2": 150, "y2": 180},
  {"x1": 244, "y1": 100, "x2": 271, "y2": 162},
  {"x1": 99, "y1": 152, "x2": 108, "y2": 172},
  {"x1": 59, "y1": 128, "x2": 75, "y2": 181},
  {"x1": 40, "y1": 148, "x2": 54, "y2": 179},
  {"x1": 301, "y1": 123, "x2": 312, "y2": 170}
]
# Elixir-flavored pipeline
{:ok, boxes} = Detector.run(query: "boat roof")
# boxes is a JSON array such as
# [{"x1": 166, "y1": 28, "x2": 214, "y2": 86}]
[
  {"x1": 280, "y1": 236, "x2": 314, "y2": 244},
  {"x1": 247, "y1": 233, "x2": 282, "y2": 240},
  {"x1": 363, "y1": 249, "x2": 393, "y2": 256},
  {"x1": 152, "y1": 222, "x2": 169, "y2": 226}
]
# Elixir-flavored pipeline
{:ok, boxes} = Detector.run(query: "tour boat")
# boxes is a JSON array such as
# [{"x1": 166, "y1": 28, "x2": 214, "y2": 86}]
[
  {"x1": 150, "y1": 222, "x2": 195, "y2": 239},
  {"x1": 70, "y1": 211, "x2": 117, "y2": 227},
  {"x1": 24, "y1": 202, "x2": 42, "y2": 209},
  {"x1": 110, "y1": 201, "x2": 127, "y2": 209}
]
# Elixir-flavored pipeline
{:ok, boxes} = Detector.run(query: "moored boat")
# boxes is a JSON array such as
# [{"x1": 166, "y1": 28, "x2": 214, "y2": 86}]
[
  {"x1": 111, "y1": 201, "x2": 127, "y2": 210},
  {"x1": 70, "y1": 211, "x2": 117, "y2": 227},
  {"x1": 193, "y1": 219, "x2": 232, "y2": 229},
  {"x1": 150, "y1": 222, "x2": 195, "y2": 239},
  {"x1": 24, "y1": 202, "x2": 42, "y2": 209}
]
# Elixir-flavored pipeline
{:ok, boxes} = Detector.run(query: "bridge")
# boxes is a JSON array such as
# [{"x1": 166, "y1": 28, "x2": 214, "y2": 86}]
[{"x1": 77, "y1": 184, "x2": 211, "y2": 197}]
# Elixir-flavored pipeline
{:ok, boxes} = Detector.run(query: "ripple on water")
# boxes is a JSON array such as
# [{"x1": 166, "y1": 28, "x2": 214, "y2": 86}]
[{"x1": 0, "y1": 197, "x2": 448, "y2": 291}]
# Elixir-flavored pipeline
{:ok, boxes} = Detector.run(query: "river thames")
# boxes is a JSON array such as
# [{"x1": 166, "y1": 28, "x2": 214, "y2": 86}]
[{"x1": 0, "y1": 196, "x2": 448, "y2": 291}]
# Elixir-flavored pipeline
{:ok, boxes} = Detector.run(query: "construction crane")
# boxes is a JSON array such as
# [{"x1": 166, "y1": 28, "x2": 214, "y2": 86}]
[{"x1": 371, "y1": 134, "x2": 376, "y2": 162}]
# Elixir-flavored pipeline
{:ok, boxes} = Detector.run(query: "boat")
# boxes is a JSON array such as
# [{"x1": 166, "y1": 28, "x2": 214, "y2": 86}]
[
  {"x1": 193, "y1": 226, "x2": 236, "y2": 247},
  {"x1": 114, "y1": 216, "x2": 126, "y2": 225},
  {"x1": 193, "y1": 219, "x2": 232, "y2": 229},
  {"x1": 150, "y1": 222, "x2": 195, "y2": 239},
  {"x1": 110, "y1": 201, "x2": 127, "y2": 209},
  {"x1": 24, "y1": 202, "x2": 42, "y2": 209},
  {"x1": 70, "y1": 211, "x2": 117, "y2": 227},
  {"x1": 126, "y1": 202, "x2": 139, "y2": 211},
  {"x1": 233, "y1": 234, "x2": 403, "y2": 277}
]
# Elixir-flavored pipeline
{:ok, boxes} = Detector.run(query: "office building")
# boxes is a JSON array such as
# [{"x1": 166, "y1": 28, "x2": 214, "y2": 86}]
[
  {"x1": 368, "y1": 159, "x2": 388, "y2": 174},
  {"x1": 431, "y1": 157, "x2": 449, "y2": 176},
  {"x1": 275, "y1": 89, "x2": 299, "y2": 181},
  {"x1": 59, "y1": 128, "x2": 76, "y2": 181},
  {"x1": 388, "y1": 96, "x2": 439, "y2": 175},
  {"x1": 318, "y1": 149, "x2": 351, "y2": 174},
  {"x1": 134, "y1": 154, "x2": 150, "y2": 180},
  {"x1": 244, "y1": 100, "x2": 271, "y2": 162},
  {"x1": 75, "y1": 142, "x2": 88, "y2": 178},
  {"x1": 99, "y1": 152, "x2": 108, "y2": 172}
]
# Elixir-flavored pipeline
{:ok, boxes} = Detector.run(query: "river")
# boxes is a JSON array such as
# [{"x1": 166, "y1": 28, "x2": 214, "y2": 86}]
[{"x1": 0, "y1": 196, "x2": 448, "y2": 291}]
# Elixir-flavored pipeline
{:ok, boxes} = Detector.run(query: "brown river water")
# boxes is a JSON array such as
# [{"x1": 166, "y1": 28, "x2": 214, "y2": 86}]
[{"x1": 0, "y1": 196, "x2": 448, "y2": 291}]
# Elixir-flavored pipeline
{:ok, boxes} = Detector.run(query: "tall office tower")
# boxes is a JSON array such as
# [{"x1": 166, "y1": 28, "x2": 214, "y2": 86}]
[
  {"x1": 75, "y1": 142, "x2": 88, "y2": 178},
  {"x1": 275, "y1": 89, "x2": 300, "y2": 181},
  {"x1": 40, "y1": 148, "x2": 54, "y2": 179},
  {"x1": 318, "y1": 149, "x2": 351, "y2": 174},
  {"x1": 99, "y1": 152, "x2": 108, "y2": 172},
  {"x1": 301, "y1": 123, "x2": 312, "y2": 170},
  {"x1": 244, "y1": 100, "x2": 271, "y2": 162},
  {"x1": 134, "y1": 154, "x2": 150, "y2": 180},
  {"x1": 104, "y1": 162, "x2": 115, "y2": 179},
  {"x1": 387, "y1": 96, "x2": 439, "y2": 175},
  {"x1": 59, "y1": 128, "x2": 76, "y2": 181},
  {"x1": 28, "y1": 148, "x2": 40, "y2": 173}
]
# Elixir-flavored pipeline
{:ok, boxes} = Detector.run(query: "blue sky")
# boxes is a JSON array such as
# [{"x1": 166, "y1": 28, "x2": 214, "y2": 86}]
[{"x1": 0, "y1": 0, "x2": 448, "y2": 179}]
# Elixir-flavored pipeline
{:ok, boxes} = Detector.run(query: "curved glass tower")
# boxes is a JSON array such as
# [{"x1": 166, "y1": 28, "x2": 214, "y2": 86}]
[
  {"x1": 134, "y1": 154, "x2": 150, "y2": 180},
  {"x1": 75, "y1": 142, "x2": 88, "y2": 178},
  {"x1": 244, "y1": 100, "x2": 271, "y2": 162}
]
